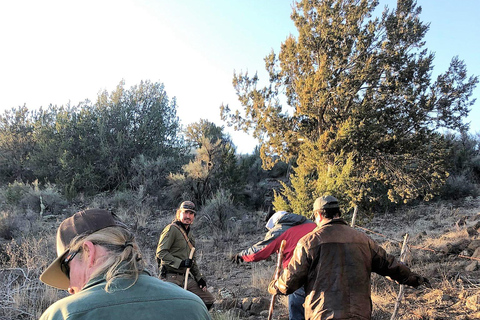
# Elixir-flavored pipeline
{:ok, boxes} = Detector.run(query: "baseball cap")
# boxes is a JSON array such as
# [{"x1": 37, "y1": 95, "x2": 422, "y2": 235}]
[
  {"x1": 313, "y1": 196, "x2": 339, "y2": 211},
  {"x1": 179, "y1": 201, "x2": 196, "y2": 213},
  {"x1": 39, "y1": 209, "x2": 126, "y2": 290}
]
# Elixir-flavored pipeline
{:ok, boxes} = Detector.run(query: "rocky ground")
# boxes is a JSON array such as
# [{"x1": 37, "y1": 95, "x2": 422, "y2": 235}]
[{"x1": 180, "y1": 198, "x2": 480, "y2": 320}]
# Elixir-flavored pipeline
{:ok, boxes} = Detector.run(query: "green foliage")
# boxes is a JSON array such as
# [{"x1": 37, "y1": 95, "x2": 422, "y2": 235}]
[
  {"x1": 0, "y1": 181, "x2": 68, "y2": 215},
  {"x1": 130, "y1": 154, "x2": 184, "y2": 207},
  {"x1": 0, "y1": 106, "x2": 35, "y2": 183},
  {"x1": 441, "y1": 174, "x2": 479, "y2": 200},
  {"x1": 197, "y1": 189, "x2": 239, "y2": 232},
  {"x1": 439, "y1": 131, "x2": 480, "y2": 200},
  {"x1": 0, "y1": 80, "x2": 185, "y2": 197},
  {"x1": 3, "y1": 181, "x2": 31, "y2": 206},
  {"x1": 272, "y1": 190, "x2": 292, "y2": 213},
  {"x1": 171, "y1": 120, "x2": 243, "y2": 206},
  {"x1": 222, "y1": 0, "x2": 478, "y2": 211}
]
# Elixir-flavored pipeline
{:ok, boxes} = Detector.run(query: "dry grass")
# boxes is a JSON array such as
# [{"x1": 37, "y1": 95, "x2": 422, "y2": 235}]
[{"x1": 1, "y1": 198, "x2": 480, "y2": 319}]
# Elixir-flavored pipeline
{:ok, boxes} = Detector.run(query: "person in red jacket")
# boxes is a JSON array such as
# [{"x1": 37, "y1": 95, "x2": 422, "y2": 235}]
[{"x1": 231, "y1": 211, "x2": 316, "y2": 320}]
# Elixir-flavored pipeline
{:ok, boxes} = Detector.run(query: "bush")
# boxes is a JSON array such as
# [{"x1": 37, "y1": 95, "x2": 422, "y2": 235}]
[
  {"x1": 197, "y1": 189, "x2": 240, "y2": 232},
  {"x1": 2, "y1": 181, "x2": 30, "y2": 206},
  {"x1": 440, "y1": 174, "x2": 479, "y2": 200},
  {"x1": 0, "y1": 181, "x2": 68, "y2": 215}
]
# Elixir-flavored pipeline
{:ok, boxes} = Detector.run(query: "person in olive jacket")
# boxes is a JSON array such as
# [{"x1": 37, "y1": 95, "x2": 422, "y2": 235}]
[
  {"x1": 156, "y1": 201, "x2": 215, "y2": 310},
  {"x1": 268, "y1": 196, "x2": 431, "y2": 320}
]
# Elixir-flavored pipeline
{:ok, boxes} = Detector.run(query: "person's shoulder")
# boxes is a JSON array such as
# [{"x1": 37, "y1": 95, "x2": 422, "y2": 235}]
[
  {"x1": 39, "y1": 295, "x2": 75, "y2": 320},
  {"x1": 161, "y1": 222, "x2": 178, "y2": 233}
]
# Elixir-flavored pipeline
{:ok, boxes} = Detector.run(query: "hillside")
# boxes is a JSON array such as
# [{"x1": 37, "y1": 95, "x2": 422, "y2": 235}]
[
  {"x1": 1, "y1": 198, "x2": 479, "y2": 320},
  {"x1": 196, "y1": 198, "x2": 480, "y2": 319}
]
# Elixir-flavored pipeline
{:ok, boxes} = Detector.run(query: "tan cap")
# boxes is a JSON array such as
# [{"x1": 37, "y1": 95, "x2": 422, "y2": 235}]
[
  {"x1": 313, "y1": 196, "x2": 339, "y2": 211},
  {"x1": 179, "y1": 201, "x2": 196, "y2": 213},
  {"x1": 39, "y1": 209, "x2": 125, "y2": 290}
]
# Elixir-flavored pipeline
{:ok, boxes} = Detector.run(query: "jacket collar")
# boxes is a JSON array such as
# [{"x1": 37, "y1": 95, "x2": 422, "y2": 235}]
[
  {"x1": 174, "y1": 220, "x2": 190, "y2": 233},
  {"x1": 317, "y1": 217, "x2": 347, "y2": 228}
]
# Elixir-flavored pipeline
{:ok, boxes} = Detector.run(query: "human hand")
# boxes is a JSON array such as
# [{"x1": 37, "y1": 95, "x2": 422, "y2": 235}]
[
  {"x1": 268, "y1": 280, "x2": 279, "y2": 295},
  {"x1": 180, "y1": 258, "x2": 193, "y2": 268},
  {"x1": 197, "y1": 278, "x2": 207, "y2": 291},
  {"x1": 406, "y1": 273, "x2": 432, "y2": 288},
  {"x1": 230, "y1": 254, "x2": 243, "y2": 264}
]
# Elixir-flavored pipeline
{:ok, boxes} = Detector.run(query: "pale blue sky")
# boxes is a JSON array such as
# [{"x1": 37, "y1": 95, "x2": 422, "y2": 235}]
[{"x1": 0, "y1": 0, "x2": 478, "y2": 153}]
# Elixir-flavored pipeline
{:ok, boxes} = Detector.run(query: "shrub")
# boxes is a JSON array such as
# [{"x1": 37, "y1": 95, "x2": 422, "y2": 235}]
[
  {"x1": 2, "y1": 181, "x2": 30, "y2": 206},
  {"x1": 440, "y1": 173, "x2": 479, "y2": 200},
  {"x1": 197, "y1": 189, "x2": 240, "y2": 233}
]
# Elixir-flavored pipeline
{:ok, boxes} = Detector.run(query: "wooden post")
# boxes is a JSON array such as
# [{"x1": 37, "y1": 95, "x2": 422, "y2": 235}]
[
  {"x1": 390, "y1": 234, "x2": 409, "y2": 320},
  {"x1": 350, "y1": 205, "x2": 358, "y2": 228}
]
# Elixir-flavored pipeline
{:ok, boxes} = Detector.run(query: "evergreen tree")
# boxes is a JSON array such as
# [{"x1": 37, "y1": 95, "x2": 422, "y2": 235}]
[{"x1": 221, "y1": 0, "x2": 478, "y2": 215}]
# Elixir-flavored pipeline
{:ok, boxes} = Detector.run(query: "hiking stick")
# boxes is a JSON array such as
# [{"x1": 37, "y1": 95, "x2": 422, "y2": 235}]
[
  {"x1": 390, "y1": 234, "x2": 409, "y2": 320},
  {"x1": 184, "y1": 247, "x2": 195, "y2": 290},
  {"x1": 267, "y1": 240, "x2": 286, "y2": 320}
]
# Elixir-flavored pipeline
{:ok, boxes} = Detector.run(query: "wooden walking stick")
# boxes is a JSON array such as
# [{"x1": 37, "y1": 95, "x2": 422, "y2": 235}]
[
  {"x1": 267, "y1": 240, "x2": 286, "y2": 320},
  {"x1": 390, "y1": 234, "x2": 409, "y2": 320},
  {"x1": 184, "y1": 247, "x2": 195, "y2": 290}
]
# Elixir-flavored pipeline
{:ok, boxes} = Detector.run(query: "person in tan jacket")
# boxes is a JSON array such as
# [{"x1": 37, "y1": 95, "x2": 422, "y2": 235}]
[{"x1": 268, "y1": 196, "x2": 430, "y2": 320}]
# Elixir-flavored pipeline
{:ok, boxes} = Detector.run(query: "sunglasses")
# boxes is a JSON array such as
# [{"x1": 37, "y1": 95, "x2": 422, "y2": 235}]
[{"x1": 60, "y1": 250, "x2": 79, "y2": 279}]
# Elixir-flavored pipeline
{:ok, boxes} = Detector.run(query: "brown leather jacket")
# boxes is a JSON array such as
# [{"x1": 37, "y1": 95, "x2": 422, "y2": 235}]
[{"x1": 275, "y1": 218, "x2": 414, "y2": 320}]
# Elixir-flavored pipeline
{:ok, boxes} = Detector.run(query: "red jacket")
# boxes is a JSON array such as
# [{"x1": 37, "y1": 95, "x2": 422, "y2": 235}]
[{"x1": 239, "y1": 213, "x2": 316, "y2": 268}]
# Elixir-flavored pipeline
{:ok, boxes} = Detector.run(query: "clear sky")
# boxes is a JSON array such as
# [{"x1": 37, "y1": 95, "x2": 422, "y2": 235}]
[{"x1": 0, "y1": 0, "x2": 478, "y2": 154}]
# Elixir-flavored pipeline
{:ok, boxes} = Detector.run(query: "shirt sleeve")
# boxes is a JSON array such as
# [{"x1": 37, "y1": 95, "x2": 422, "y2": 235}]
[
  {"x1": 239, "y1": 231, "x2": 281, "y2": 262},
  {"x1": 370, "y1": 238, "x2": 412, "y2": 284},
  {"x1": 276, "y1": 240, "x2": 309, "y2": 295}
]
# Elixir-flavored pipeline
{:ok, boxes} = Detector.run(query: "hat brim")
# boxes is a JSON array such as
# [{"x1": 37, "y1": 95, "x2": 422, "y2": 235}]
[{"x1": 39, "y1": 249, "x2": 70, "y2": 290}]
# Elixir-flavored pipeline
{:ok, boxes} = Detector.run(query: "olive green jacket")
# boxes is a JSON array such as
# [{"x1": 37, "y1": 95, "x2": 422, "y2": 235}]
[{"x1": 156, "y1": 221, "x2": 203, "y2": 281}]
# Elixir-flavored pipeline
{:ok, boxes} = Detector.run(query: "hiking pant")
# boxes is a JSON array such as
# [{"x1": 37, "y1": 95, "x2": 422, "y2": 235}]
[
  {"x1": 162, "y1": 273, "x2": 215, "y2": 309},
  {"x1": 288, "y1": 286, "x2": 306, "y2": 320}
]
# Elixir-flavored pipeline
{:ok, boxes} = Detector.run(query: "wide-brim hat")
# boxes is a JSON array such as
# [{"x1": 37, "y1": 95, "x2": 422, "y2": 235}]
[{"x1": 39, "y1": 209, "x2": 123, "y2": 290}]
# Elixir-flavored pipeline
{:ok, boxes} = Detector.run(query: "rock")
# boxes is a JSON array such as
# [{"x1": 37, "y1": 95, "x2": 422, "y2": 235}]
[
  {"x1": 219, "y1": 288, "x2": 235, "y2": 299},
  {"x1": 440, "y1": 294, "x2": 451, "y2": 302},
  {"x1": 467, "y1": 240, "x2": 480, "y2": 251},
  {"x1": 456, "y1": 216, "x2": 467, "y2": 227},
  {"x1": 249, "y1": 297, "x2": 270, "y2": 315},
  {"x1": 472, "y1": 247, "x2": 480, "y2": 259},
  {"x1": 467, "y1": 226, "x2": 478, "y2": 237},
  {"x1": 466, "y1": 294, "x2": 480, "y2": 311},
  {"x1": 474, "y1": 220, "x2": 480, "y2": 230},
  {"x1": 214, "y1": 298, "x2": 238, "y2": 310},
  {"x1": 241, "y1": 297, "x2": 253, "y2": 311},
  {"x1": 259, "y1": 310, "x2": 270, "y2": 317},
  {"x1": 465, "y1": 261, "x2": 477, "y2": 272}
]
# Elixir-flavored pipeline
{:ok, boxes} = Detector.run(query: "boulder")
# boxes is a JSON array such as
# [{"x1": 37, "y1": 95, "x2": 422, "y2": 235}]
[{"x1": 249, "y1": 297, "x2": 270, "y2": 315}]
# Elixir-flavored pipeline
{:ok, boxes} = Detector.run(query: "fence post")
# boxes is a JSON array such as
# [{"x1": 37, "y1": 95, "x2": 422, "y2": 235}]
[
  {"x1": 390, "y1": 233, "x2": 410, "y2": 320},
  {"x1": 350, "y1": 205, "x2": 358, "y2": 228}
]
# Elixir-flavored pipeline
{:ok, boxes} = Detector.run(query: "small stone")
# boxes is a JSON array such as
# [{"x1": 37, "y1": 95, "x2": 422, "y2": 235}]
[{"x1": 465, "y1": 261, "x2": 478, "y2": 272}]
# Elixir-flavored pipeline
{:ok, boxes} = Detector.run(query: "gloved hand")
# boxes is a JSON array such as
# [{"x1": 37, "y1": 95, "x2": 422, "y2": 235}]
[
  {"x1": 406, "y1": 273, "x2": 432, "y2": 288},
  {"x1": 197, "y1": 278, "x2": 207, "y2": 289},
  {"x1": 179, "y1": 258, "x2": 193, "y2": 268},
  {"x1": 268, "y1": 280, "x2": 279, "y2": 295},
  {"x1": 230, "y1": 254, "x2": 243, "y2": 264}
]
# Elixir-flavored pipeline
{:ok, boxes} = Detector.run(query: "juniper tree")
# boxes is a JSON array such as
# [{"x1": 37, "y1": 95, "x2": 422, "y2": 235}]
[{"x1": 221, "y1": 0, "x2": 478, "y2": 214}]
